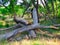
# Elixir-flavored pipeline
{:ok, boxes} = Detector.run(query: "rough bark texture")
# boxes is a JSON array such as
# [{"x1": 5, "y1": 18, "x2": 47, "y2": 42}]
[{"x1": 0, "y1": 23, "x2": 59, "y2": 41}]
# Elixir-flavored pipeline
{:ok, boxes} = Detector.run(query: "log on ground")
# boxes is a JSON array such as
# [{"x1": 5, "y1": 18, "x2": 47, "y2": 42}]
[{"x1": 0, "y1": 24, "x2": 58, "y2": 40}]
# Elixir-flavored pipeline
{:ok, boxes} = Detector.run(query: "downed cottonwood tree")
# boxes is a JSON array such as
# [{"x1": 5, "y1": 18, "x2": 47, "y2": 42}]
[
  {"x1": 0, "y1": 23, "x2": 59, "y2": 40},
  {"x1": 0, "y1": 0, "x2": 60, "y2": 41},
  {"x1": 0, "y1": 8, "x2": 60, "y2": 41}
]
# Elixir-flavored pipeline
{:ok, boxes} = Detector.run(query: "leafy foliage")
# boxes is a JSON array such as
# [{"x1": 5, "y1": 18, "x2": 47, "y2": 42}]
[{"x1": 0, "y1": 0, "x2": 60, "y2": 26}]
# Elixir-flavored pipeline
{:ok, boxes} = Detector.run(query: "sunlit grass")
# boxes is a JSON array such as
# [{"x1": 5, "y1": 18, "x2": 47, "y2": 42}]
[{"x1": 0, "y1": 38, "x2": 60, "y2": 45}]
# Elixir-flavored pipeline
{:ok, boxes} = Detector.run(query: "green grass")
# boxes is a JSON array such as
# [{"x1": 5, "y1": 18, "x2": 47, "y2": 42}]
[
  {"x1": 0, "y1": 17, "x2": 60, "y2": 45},
  {"x1": 0, "y1": 38, "x2": 60, "y2": 45}
]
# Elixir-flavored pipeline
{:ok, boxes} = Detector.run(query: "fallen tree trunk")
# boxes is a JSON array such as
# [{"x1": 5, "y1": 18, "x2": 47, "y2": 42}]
[
  {"x1": 0, "y1": 23, "x2": 22, "y2": 31},
  {"x1": 0, "y1": 19, "x2": 36, "y2": 40},
  {"x1": 0, "y1": 23, "x2": 60, "y2": 31},
  {"x1": 54, "y1": 24, "x2": 60, "y2": 27},
  {"x1": 0, "y1": 7, "x2": 59, "y2": 41},
  {"x1": 0, "y1": 24, "x2": 59, "y2": 41}
]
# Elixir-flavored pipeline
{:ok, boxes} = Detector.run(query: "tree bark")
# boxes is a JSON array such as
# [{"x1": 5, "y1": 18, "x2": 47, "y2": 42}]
[{"x1": 0, "y1": 23, "x2": 58, "y2": 41}]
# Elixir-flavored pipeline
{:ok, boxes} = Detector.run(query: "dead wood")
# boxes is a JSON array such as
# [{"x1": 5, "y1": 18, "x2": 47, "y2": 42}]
[{"x1": 0, "y1": 24, "x2": 59, "y2": 40}]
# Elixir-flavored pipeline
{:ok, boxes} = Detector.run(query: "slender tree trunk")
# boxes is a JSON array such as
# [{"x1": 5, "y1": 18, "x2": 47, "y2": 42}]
[
  {"x1": 44, "y1": 0, "x2": 50, "y2": 13},
  {"x1": 40, "y1": 0, "x2": 45, "y2": 8},
  {"x1": 55, "y1": 0, "x2": 58, "y2": 17},
  {"x1": 51, "y1": 0, "x2": 55, "y2": 16}
]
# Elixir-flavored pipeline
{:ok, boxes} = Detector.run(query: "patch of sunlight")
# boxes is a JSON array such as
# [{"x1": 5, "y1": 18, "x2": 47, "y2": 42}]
[
  {"x1": 0, "y1": 38, "x2": 60, "y2": 45},
  {"x1": 12, "y1": 39, "x2": 60, "y2": 45},
  {"x1": 57, "y1": 1, "x2": 60, "y2": 4},
  {"x1": 56, "y1": 33, "x2": 60, "y2": 35},
  {"x1": 0, "y1": 7, "x2": 5, "y2": 9},
  {"x1": 0, "y1": 20, "x2": 6, "y2": 26}
]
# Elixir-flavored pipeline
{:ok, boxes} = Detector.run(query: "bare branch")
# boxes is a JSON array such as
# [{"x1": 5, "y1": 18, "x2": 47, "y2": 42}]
[
  {"x1": 54, "y1": 24, "x2": 60, "y2": 27},
  {"x1": 0, "y1": 23, "x2": 22, "y2": 31}
]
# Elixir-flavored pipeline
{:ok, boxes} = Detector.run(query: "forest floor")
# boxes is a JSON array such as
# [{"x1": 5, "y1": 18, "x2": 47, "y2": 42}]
[
  {"x1": 0, "y1": 37, "x2": 60, "y2": 45},
  {"x1": 0, "y1": 17, "x2": 60, "y2": 45}
]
